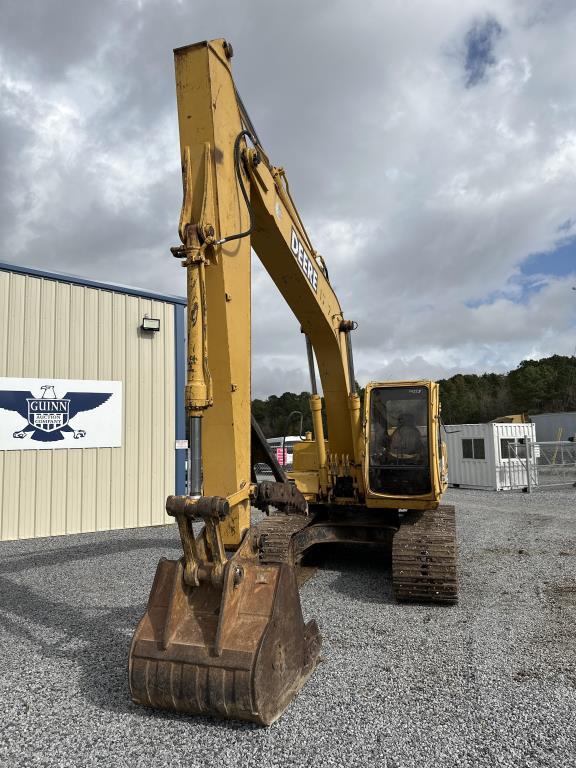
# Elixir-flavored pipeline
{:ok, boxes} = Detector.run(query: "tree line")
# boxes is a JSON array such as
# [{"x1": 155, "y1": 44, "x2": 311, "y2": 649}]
[{"x1": 252, "y1": 355, "x2": 576, "y2": 436}]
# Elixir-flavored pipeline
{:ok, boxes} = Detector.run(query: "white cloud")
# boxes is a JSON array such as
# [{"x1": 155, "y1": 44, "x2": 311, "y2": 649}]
[{"x1": 0, "y1": 0, "x2": 575, "y2": 398}]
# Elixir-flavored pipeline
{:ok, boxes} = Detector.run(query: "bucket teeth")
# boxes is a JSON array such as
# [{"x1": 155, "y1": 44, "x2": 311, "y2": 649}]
[{"x1": 129, "y1": 556, "x2": 321, "y2": 725}]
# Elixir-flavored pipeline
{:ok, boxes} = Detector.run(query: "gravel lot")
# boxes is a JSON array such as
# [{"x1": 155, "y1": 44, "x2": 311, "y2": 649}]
[{"x1": 0, "y1": 487, "x2": 575, "y2": 768}]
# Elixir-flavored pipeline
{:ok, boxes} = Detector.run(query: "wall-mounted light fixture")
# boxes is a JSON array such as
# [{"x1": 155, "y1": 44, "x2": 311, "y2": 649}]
[{"x1": 141, "y1": 315, "x2": 161, "y2": 332}]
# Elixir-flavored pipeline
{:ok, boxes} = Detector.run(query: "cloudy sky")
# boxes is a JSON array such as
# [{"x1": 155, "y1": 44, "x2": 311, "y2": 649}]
[{"x1": 1, "y1": 0, "x2": 575, "y2": 397}]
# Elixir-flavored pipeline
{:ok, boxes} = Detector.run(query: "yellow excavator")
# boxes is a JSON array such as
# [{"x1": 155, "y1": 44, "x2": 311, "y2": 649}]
[{"x1": 129, "y1": 39, "x2": 457, "y2": 726}]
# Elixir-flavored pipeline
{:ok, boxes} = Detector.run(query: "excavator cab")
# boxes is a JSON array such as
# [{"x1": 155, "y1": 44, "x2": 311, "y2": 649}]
[{"x1": 367, "y1": 384, "x2": 432, "y2": 496}]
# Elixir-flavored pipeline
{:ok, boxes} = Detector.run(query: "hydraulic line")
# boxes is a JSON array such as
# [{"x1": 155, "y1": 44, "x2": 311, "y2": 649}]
[{"x1": 214, "y1": 129, "x2": 256, "y2": 246}]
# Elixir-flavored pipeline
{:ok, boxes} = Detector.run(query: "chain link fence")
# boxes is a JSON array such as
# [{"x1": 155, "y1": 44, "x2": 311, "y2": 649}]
[{"x1": 505, "y1": 440, "x2": 576, "y2": 491}]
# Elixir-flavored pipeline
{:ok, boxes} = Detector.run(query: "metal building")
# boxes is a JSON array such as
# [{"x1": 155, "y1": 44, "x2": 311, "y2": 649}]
[
  {"x1": 444, "y1": 422, "x2": 536, "y2": 490},
  {"x1": 530, "y1": 412, "x2": 576, "y2": 442},
  {"x1": 0, "y1": 261, "x2": 186, "y2": 541}
]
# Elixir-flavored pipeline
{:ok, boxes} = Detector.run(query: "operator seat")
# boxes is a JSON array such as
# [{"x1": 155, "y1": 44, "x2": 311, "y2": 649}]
[{"x1": 389, "y1": 413, "x2": 423, "y2": 462}]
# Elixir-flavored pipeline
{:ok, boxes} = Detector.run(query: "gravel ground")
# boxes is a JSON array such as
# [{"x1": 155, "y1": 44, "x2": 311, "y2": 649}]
[{"x1": 0, "y1": 487, "x2": 575, "y2": 768}]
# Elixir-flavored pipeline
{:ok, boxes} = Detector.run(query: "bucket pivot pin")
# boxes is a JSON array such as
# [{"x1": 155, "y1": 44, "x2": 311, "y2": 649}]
[{"x1": 166, "y1": 495, "x2": 229, "y2": 587}]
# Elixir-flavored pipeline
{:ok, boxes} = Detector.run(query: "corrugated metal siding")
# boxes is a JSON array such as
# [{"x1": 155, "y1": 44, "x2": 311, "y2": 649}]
[
  {"x1": 444, "y1": 424, "x2": 496, "y2": 489},
  {"x1": 493, "y1": 422, "x2": 536, "y2": 490},
  {"x1": 0, "y1": 269, "x2": 176, "y2": 540},
  {"x1": 493, "y1": 423, "x2": 537, "y2": 460},
  {"x1": 531, "y1": 412, "x2": 576, "y2": 442}
]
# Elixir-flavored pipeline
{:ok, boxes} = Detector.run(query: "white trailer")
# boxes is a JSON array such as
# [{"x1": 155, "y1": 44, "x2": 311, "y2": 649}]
[{"x1": 444, "y1": 422, "x2": 537, "y2": 490}]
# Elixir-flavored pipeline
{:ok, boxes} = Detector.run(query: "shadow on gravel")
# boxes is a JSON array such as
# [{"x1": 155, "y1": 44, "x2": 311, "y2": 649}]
[
  {"x1": 304, "y1": 543, "x2": 395, "y2": 604},
  {"x1": 0, "y1": 536, "x2": 391, "y2": 725},
  {"x1": 134, "y1": 705, "x2": 262, "y2": 732},
  {"x1": 0, "y1": 572, "x2": 143, "y2": 714},
  {"x1": 0, "y1": 535, "x2": 179, "y2": 718},
  {"x1": 0, "y1": 533, "x2": 263, "y2": 731},
  {"x1": 0, "y1": 570, "x2": 262, "y2": 731},
  {"x1": 0, "y1": 534, "x2": 180, "y2": 576}
]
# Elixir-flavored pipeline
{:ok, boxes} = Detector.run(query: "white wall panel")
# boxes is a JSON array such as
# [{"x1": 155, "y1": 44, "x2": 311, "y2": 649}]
[{"x1": 445, "y1": 423, "x2": 495, "y2": 489}]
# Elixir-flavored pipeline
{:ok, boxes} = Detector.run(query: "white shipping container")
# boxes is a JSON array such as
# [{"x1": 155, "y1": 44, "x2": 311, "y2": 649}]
[{"x1": 444, "y1": 422, "x2": 537, "y2": 490}]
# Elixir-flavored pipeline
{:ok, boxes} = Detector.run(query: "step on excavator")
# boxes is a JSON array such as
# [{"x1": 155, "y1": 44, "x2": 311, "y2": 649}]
[{"x1": 129, "y1": 38, "x2": 458, "y2": 725}]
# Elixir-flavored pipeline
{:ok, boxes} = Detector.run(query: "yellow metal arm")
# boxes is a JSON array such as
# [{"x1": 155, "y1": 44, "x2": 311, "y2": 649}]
[
  {"x1": 173, "y1": 39, "x2": 362, "y2": 543},
  {"x1": 174, "y1": 40, "x2": 252, "y2": 544},
  {"x1": 246, "y1": 153, "x2": 360, "y2": 460}
]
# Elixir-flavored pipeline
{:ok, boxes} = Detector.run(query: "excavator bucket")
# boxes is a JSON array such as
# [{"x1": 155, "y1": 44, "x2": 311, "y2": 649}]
[{"x1": 129, "y1": 496, "x2": 321, "y2": 725}]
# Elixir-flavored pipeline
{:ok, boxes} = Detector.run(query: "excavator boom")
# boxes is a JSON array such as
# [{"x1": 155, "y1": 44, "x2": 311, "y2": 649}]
[{"x1": 129, "y1": 38, "x2": 457, "y2": 726}]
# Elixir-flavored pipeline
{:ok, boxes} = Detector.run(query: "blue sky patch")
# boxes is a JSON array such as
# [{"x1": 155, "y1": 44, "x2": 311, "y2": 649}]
[
  {"x1": 466, "y1": 236, "x2": 576, "y2": 309},
  {"x1": 464, "y1": 17, "x2": 503, "y2": 88},
  {"x1": 521, "y1": 236, "x2": 576, "y2": 279},
  {"x1": 465, "y1": 277, "x2": 547, "y2": 309}
]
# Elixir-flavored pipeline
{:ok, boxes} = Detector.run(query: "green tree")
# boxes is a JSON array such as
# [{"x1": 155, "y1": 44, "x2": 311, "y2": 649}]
[
  {"x1": 251, "y1": 391, "x2": 314, "y2": 437},
  {"x1": 253, "y1": 355, "x2": 576, "y2": 430}
]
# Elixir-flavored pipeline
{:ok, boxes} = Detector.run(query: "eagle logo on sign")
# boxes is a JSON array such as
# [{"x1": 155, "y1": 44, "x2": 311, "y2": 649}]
[{"x1": 0, "y1": 385, "x2": 112, "y2": 443}]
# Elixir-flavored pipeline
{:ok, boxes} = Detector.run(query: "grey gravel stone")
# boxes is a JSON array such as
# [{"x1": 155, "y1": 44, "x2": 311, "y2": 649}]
[{"x1": 0, "y1": 487, "x2": 575, "y2": 767}]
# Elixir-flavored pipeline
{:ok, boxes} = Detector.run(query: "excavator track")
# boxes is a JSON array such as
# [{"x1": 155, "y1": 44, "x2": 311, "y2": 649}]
[
  {"x1": 254, "y1": 514, "x2": 310, "y2": 565},
  {"x1": 392, "y1": 504, "x2": 458, "y2": 604}
]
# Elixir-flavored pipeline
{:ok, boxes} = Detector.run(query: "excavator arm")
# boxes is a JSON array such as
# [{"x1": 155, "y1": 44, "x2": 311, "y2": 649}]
[
  {"x1": 129, "y1": 40, "x2": 332, "y2": 725},
  {"x1": 171, "y1": 39, "x2": 362, "y2": 545},
  {"x1": 249, "y1": 151, "x2": 360, "y2": 460}
]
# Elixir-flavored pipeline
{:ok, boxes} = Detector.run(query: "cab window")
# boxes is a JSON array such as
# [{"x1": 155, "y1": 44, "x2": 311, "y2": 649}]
[{"x1": 368, "y1": 386, "x2": 431, "y2": 495}]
